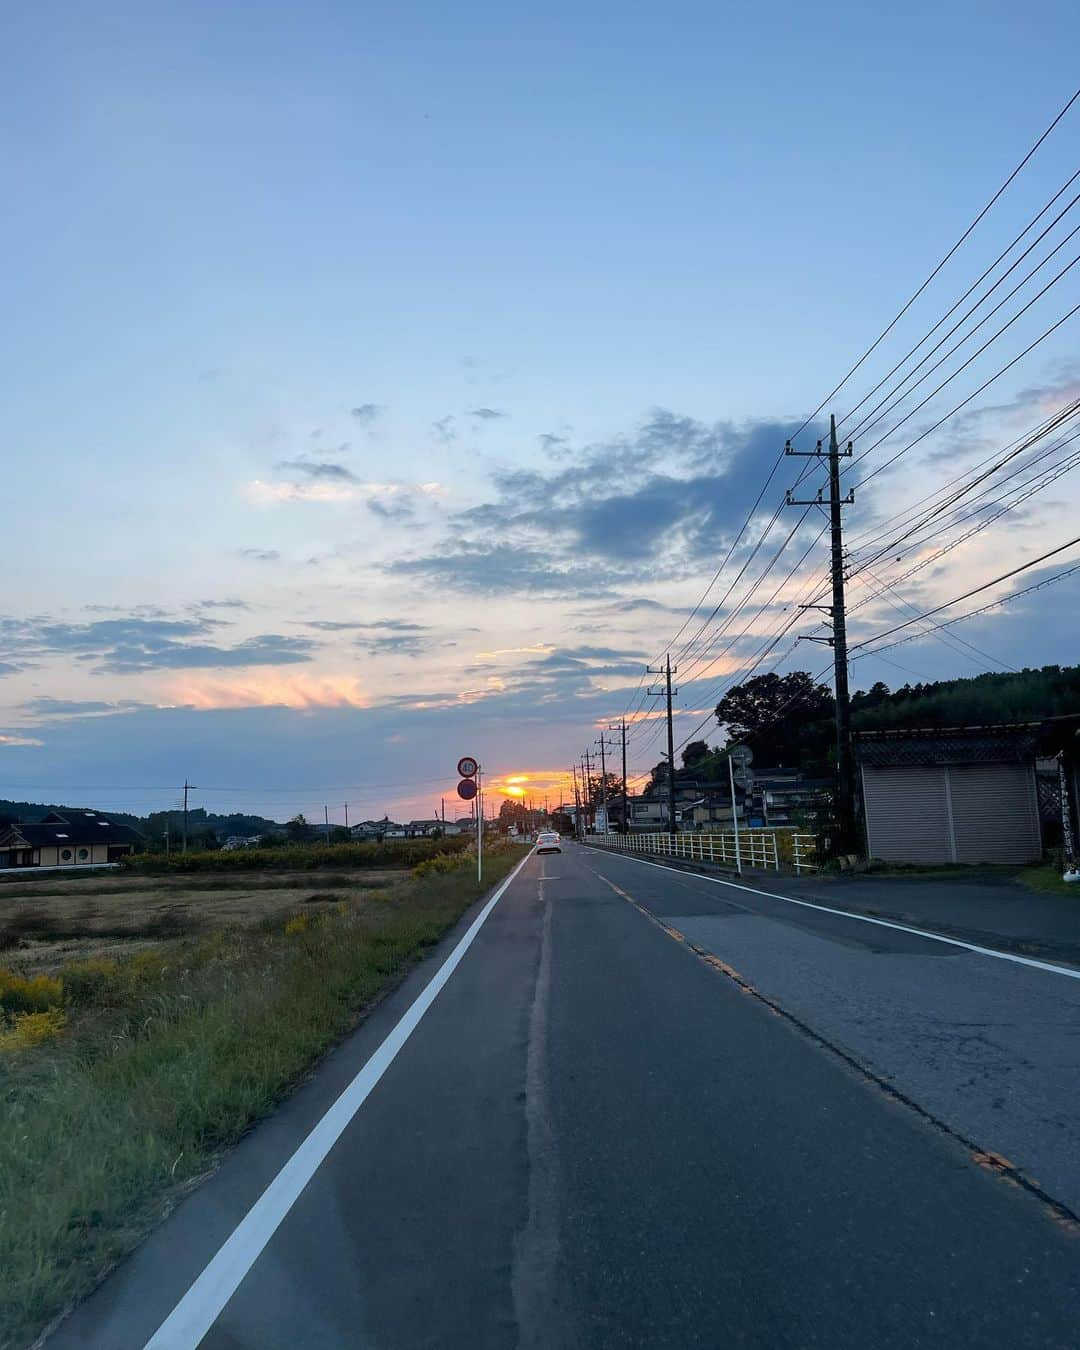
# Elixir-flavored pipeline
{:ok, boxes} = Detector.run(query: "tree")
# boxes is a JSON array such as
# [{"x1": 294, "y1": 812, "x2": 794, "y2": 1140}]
[
  {"x1": 681, "y1": 740, "x2": 711, "y2": 771},
  {"x1": 285, "y1": 813, "x2": 315, "y2": 843},
  {"x1": 715, "y1": 671, "x2": 834, "y2": 770},
  {"x1": 644, "y1": 759, "x2": 670, "y2": 796}
]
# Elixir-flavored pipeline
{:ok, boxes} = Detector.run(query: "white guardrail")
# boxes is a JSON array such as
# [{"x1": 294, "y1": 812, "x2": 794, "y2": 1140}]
[{"x1": 589, "y1": 830, "x2": 818, "y2": 873}]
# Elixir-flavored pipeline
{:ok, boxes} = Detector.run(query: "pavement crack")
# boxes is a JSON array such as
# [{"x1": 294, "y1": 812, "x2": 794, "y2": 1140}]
[{"x1": 511, "y1": 883, "x2": 570, "y2": 1349}]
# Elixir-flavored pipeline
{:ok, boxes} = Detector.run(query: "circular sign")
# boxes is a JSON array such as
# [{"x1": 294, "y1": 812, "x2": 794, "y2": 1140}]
[
  {"x1": 729, "y1": 744, "x2": 754, "y2": 768},
  {"x1": 457, "y1": 778, "x2": 478, "y2": 800},
  {"x1": 457, "y1": 756, "x2": 479, "y2": 778}
]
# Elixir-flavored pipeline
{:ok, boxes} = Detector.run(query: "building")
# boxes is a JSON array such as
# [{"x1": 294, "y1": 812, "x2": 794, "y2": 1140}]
[
  {"x1": 855, "y1": 722, "x2": 1046, "y2": 865},
  {"x1": 747, "y1": 771, "x2": 830, "y2": 828},
  {"x1": 407, "y1": 819, "x2": 444, "y2": 837},
  {"x1": 0, "y1": 811, "x2": 143, "y2": 870},
  {"x1": 221, "y1": 835, "x2": 262, "y2": 850}
]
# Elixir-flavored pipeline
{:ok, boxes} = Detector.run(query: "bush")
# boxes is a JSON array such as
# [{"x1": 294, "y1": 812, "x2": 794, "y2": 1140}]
[
  {"x1": 0, "y1": 1008, "x2": 66, "y2": 1055},
  {"x1": 0, "y1": 969, "x2": 63, "y2": 1015},
  {"x1": 120, "y1": 835, "x2": 471, "y2": 875},
  {"x1": 411, "y1": 853, "x2": 469, "y2": 880}
]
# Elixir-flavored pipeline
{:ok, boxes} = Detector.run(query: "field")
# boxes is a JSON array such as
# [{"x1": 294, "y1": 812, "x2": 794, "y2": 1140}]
[
  {"x1": 0, "y1": 841, "x2": 526, "y2": 1350},
  {"x1": 0, "y1": 868, "x2": 403, "y2": 973}
]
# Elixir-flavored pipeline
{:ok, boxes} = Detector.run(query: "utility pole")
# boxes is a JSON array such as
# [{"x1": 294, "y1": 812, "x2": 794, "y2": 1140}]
[
  {"x1": 594, "y1": 734, "x2": 616, "y2": 836},
  {"x1": 344, "y1": 802, "x2": 349, "y2": 832},
  {"x1": 609, "y1": 719, "x2": 629, "y2": 833},
  {"x1": 582, "y1": 748, "x2": 595, "y2": 834},
  {"x1": 182, "y1": 780, "x2": 197, "y2": 853},
  {"x1": 324, "y1": 805, "x2": 332, "y2": 846},
  {"x1": 572, "y1": 765, "x2": 583, "y2": 839},
  {"x1": 785, "y1": 413, "x2": 856, "y2": 851},
  {"x1": 647, "y1": 656, "x2": 678, "y2": 839}
]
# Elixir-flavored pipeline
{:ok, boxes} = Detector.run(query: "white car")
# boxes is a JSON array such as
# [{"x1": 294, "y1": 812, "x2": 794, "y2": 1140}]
[{"x1": 535, "y1": 831, "x2": 562, "y2": 854}]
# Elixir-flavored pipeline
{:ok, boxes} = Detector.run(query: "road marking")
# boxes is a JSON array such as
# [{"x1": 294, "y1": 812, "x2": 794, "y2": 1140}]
[
  {"x1": 143, "y1": 850, "x2": 534, "y2": 1350},
  {"x1": 590, "y1": 862, "x2": 1080, "y2": 1229},
  {"x1": 588, "y1": 850, "x2": 1080, "y2": 981}
]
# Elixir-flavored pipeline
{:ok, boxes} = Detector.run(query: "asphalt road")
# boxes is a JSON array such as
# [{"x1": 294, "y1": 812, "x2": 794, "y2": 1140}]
[{"x1": 50, "y1": 844, "x2": 1080, "y2": 1349}]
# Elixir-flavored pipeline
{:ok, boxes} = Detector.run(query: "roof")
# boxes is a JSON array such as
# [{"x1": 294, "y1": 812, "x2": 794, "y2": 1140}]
[
  {"x1": 854, "y1": 722, "x2": 1040, "y2": 768},
  {"x1": 0, "y1": 811, "x2": 144, "y2": 848}
]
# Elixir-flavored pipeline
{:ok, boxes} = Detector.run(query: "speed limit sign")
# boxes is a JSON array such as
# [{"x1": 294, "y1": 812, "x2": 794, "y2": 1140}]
[{"x1": 457, "y1": 756, "x2": 479, "y2": 778}]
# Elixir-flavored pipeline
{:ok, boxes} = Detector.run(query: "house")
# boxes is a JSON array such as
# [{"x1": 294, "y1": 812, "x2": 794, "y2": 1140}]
[
  {"x1": 407, "y1": 819, "x2": 444, "y2": 838},
  {"x1": 221, "y1": 835, "x2": 262, "y2": 850},
  {"x1": 350, "y1": 819, "x2": 389, "y2": 841},
  {"x1": 747, "y1": 771, "x2": 830, "y2": 828},
  {"x1": 0, "y1": 811, "x2": 143, "y2": 871},
  {"x1": 854, "y1": 722, "x2": 1045, "y2": 865}
]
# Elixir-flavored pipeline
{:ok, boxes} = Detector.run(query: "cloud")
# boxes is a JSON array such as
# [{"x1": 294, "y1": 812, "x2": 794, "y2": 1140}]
[
  {"x1": 0, "y1": 615, "x2": 318, "y2": 675},
  {"x1": 0, "y1": 662, "x2": 21, "y2": 676},
  {"x1": 388, "y1": 542, "x2": 623, "y2": 597},
  {"x1": 198, "y1": 598, "x2": 253, "y2": 610},
  {"x1": 240, "y1": 548, "x2": 281, "y2": 562},
  {"x1": 360, "y1": 634, "x2": 430, "y2": 656},
  {"x1": 247, "y1": 480, "x2": 446, "y2": 507},
  {"x1": 367, "y1": 496, "x2": 416, "y2": 521},
  {"x1": 0, "y1": 733, "x2": 43, "y2": 747},
  {"x1": 22, "y1": 697, "x2": 154, "y2": 718},
  {"x1": 469, "y1": 407, "x2": 506, "y2": 420},
  {"x1": 302, "y1": 619, "x2": 429, "y2": 633},
  {"x1": 275, "y1": 460, "x2": 357, "y2": 482},
  {"x1": 538, "y1": 433, "x2": 567, "y2": 449},
  {"x1": 350, "y1": 404, "x2": 383, "y2": 425},
  {"x1": 432, "y1": 415, "x2": 456, "y2": 445},
  {"x1": 167, "y1": 674, "x2": 368, "y2": 710},
  {"x1": 390, "y1": 410, "x2": 830, "y2": 597}
]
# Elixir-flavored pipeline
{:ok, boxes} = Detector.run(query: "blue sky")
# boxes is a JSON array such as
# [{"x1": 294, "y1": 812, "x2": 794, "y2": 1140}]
[{"x1": 3, "y1": 2, "x2": 1080, "y2": 822}]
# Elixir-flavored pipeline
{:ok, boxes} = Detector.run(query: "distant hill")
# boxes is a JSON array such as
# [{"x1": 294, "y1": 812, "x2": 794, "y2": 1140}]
[
  {"x1": 0, "y1": 800, "x2": 284, "y2": 842},
  {"x1": 851, "y1": 663, "x2": 1080, "y2": 731},
  {"x1": 0, "y1": 799, "x2": 145, "y2": 830}
]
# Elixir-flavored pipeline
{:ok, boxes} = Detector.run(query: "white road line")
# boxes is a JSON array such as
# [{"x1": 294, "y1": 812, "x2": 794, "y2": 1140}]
[
  {"x1": 144, "y1": 851, "x2": 534, "y2": 1350},
  {"x1": 587, "y1": 849, "x2": 1080, "y2": 981}
]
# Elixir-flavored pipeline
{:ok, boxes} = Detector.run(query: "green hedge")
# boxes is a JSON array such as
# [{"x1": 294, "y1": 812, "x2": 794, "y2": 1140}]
[{"x1": 121, "y1": 834, "x2": 471, "y2": 874}]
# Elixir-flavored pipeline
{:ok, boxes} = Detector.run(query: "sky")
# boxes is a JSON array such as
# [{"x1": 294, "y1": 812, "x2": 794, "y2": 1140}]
[{"x1": 3, "y1": 1, "x2": 1080, "y2": 826}]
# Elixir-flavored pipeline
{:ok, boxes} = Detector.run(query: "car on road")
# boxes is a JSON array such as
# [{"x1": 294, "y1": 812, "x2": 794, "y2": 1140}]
[{"x1": 535, "y1": 831, "x2": 562, "y2": 854}]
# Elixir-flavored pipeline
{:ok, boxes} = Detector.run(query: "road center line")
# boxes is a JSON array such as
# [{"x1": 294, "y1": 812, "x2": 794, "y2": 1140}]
[
  {"x1": 143, "y1": 850, "x2": 534, "y2": 1350},
  {"x1": 586, "y1": 848, "x2": 1080, "y2": 981}
]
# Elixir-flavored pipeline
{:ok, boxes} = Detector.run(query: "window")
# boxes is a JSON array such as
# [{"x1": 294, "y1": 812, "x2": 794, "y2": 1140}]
[
  {"x1": 77, "y1": 848, "x2": 90, "y2": 861},
  {"x1": 60, "y1": 848, "x2": 73, "y2": 861}
]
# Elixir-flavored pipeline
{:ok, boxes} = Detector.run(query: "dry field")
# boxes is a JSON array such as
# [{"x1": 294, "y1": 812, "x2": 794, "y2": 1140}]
[{"x1": 0, "y1": 867, "x2": 405, "y2": 973}]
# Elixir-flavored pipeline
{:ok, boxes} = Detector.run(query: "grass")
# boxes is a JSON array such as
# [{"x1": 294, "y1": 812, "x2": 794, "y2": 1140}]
[
  {"x1": 0, "y1": 843, "x2": 525, "y2": 1350},
  {"x1": 1016, "y1": 863, "x2": 1080, "y2": 897}
]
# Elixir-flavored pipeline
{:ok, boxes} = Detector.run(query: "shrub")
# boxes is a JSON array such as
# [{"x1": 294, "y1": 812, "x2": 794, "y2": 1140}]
[
  {"x1": 61, "y1": 958, "x2": 122, "y2": 1009},
  {"x1": 0, "y1": 969, "x2": 63, "y2": 1015},
  {"x1": 0, "y1": 1007, "x2": 66, "y2": 1055},
  {"x1": 284, "y1": 913, "x2": 310, "y2": 936},
  {"x1": 411, "y1": 853, "x2": 469, "y2": 880}
]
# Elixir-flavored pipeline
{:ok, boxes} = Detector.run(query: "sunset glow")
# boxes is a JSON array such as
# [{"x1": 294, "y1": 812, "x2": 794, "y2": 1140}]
[{"x1": 169, "y1": 674, "x2": 369, "y2": 711}]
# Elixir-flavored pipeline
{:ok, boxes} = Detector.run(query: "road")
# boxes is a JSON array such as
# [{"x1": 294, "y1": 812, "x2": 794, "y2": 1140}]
[{"x1": 50, "y1": 843, "x2": 1080, "y2": 1349}]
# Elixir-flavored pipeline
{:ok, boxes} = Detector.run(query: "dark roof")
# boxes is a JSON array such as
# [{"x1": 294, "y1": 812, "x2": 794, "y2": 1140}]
[{"x1": 0, "y1": 811, "x2": 143, "y2": 848}]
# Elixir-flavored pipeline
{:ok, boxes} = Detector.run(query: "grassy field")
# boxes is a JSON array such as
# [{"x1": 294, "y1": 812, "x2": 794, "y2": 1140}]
[{"x1": 0, "y1": 842, "x2": 526, "y2": 1350}]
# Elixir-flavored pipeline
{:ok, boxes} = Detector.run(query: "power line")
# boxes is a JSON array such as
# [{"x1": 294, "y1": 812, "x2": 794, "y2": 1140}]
[
  {"x1": 788, "y1": 86, "x2": 1080, "y2": 444},
  {"x1": 849, "y1": 534, "x2": 1080, "y2": 652}
]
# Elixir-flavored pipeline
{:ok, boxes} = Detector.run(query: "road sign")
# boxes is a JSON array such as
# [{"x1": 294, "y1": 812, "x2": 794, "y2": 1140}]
[
  {"x1": 457, "y1": 756, "x2": 479, "y2": 778},
  {"x1": 457, "y1": 778, "x2": 478, "y2": 800},
  {"x1": 729, "y1": 744, "x2": 754, "y2": 769},
  {"x1": 733, "y1": 768, "x2": 755, "y2": 790}
]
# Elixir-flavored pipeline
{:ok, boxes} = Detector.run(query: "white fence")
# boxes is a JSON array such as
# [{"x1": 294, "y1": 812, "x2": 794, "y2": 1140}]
[{"x1": 589, "y1": 830, "x2": 818, "y2": 873}]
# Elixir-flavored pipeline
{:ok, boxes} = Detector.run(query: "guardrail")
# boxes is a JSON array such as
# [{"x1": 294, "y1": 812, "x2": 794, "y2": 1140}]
[{"x1": 589, "y1": 830, "x2": 818, "y2": 873}]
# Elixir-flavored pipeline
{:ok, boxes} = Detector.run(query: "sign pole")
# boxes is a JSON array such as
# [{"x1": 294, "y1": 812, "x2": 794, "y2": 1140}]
[
  {"x1": 728, "y1": 754, "x2": 743, "y2": 875},
  {"x1": 477, "y1": 765, "x2": 483, "y2": 882}
]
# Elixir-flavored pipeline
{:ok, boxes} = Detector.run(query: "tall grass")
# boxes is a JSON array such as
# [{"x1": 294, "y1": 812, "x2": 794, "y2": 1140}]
[{"x1": 0, "y1": 845, "x2": 524, "y2": 1349}]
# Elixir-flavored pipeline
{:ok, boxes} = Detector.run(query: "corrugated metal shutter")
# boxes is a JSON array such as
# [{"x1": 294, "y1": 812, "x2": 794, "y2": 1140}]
[
  {"x1": 862, "y1": 766, "x2": 951, "y2": 864},
  {"x1": 948, "y1": 764, "x2": 1041, "y2": 864}
]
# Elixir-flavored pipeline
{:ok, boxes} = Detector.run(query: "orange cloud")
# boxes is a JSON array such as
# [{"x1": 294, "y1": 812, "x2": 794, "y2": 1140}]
[{"x1": 169, "y1": 673, "x2": 369, "y2": 711}]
